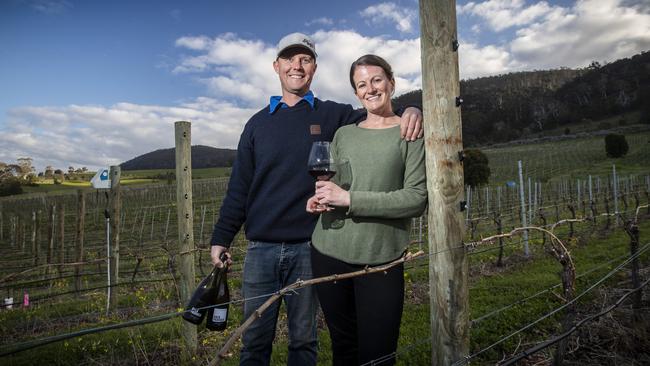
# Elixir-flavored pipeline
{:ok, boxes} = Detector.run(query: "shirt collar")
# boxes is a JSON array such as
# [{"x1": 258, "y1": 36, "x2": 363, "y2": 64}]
[{"x1": 269, "y1": 90, "x2": 315, "y2": 114}]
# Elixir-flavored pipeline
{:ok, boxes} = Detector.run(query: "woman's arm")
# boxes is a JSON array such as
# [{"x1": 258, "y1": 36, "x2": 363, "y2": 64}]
[{"x1": 315, "y1": 139, "x2": 427, "y2": 219}]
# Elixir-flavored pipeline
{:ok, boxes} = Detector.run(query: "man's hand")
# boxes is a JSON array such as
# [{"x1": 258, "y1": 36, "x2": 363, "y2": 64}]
[
  {"x1": 306, "y1": 195, "x2": 330, "y2": 213},
  {"x1": 400, "y1": 106, "x2": 423, "y2": 141},
  {"x1": 210, "y1": 245, "x2": 232, "y2": 268}
]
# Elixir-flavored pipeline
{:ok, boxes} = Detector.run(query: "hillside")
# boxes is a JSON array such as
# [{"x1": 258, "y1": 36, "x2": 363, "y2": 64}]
[
  {"x1": 393, "y1": 50, "x2": 650, "y2": 146},
  {"x1": 120, "y1": 145, "x2": 236, "y2": 170}
]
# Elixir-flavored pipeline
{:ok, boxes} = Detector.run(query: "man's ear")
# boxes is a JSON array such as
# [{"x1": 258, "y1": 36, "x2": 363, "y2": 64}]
[{"x1": 273, "y1": 59, "x2": 280, "y2": 74}]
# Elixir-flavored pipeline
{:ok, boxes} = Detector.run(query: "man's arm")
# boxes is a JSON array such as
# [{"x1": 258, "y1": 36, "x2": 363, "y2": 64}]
[
  {"x1": 344, "y1": 104, "x2": 423, "y2": 141},
  {"x1": 209, "y1": 124, "x2": 255, "y2": 267},
  {"x1": 399, "y1": 106, "x2": 423, "y2": 141}
]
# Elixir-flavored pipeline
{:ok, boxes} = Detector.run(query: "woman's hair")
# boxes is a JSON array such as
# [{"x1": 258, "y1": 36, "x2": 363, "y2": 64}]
[{"x1": 349, "y1": 54, "x2": 394, "y2": 91}]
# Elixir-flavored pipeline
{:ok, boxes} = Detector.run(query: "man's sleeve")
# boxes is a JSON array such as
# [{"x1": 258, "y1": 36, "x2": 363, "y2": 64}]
[
  {"x1": 340, "y1": 104, "x2": 366, "y2": 127},
  {"x1": 337, "y1": 103, "x2": 422, "y2": 128},
  {"x1": 209, "y1": 123, "x2": 255, "y2": 248}
]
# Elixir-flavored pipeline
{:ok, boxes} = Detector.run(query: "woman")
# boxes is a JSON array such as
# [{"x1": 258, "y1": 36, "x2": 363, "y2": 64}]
[{"x1": 306, "y1": 54, "x2": 427, "y2": 366}]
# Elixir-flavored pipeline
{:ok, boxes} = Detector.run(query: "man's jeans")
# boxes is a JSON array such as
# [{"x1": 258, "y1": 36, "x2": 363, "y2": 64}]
[{"x1": 239, "y1": 241, "x2": 318, "y2": 366}]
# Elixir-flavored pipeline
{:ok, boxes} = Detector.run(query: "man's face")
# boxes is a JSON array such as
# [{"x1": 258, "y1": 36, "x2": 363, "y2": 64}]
[{"x1": 273, "y1": 47, "x2": 317, "y2": 97}]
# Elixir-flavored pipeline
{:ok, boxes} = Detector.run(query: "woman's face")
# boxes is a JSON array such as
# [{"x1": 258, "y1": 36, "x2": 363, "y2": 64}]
[{"x1": 352, "y1": 65, "x2": 395, "y2": 114}]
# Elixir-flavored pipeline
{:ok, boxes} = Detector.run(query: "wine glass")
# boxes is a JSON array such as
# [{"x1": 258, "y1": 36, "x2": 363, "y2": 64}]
[
  {"x1": 307, "y1": 141, "x2": 336, "y2": 181},
  {"x1": 308, "y1": 141, "x2": 336, "y2": 209}
]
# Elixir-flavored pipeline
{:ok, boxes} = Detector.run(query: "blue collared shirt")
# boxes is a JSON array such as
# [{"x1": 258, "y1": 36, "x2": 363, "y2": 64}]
[{"x1": 269, "y1": 90, "x2": 315, "y2": 114}]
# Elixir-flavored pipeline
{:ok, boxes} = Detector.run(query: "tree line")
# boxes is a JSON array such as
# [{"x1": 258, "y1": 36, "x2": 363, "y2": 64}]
[{"x1": 394, "y1": 51, "x2": 650, "y2": 146}]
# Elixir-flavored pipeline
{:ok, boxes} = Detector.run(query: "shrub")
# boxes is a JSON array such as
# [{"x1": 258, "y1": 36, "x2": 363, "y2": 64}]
[
  {"x1": 604, "y1": 133, "x2": 629, "y2": 158},
  {"x1": 463, "y1": 149, "x2": 491, "y2": 187},
  {"x1": 597, "y1": 121, "x2": 612, "y2": 130},
  {"x1": 0, "y1": 177, "x2": 23, "y2": 196}
]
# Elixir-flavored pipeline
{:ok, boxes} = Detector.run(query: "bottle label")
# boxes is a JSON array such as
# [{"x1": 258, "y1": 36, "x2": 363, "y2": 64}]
[
  {"x1": 211, "y1": 308, "x2": 227, "y2": 323},
  {"x1": 190, "y1": 307, "x2": 202, "y2": 317}
]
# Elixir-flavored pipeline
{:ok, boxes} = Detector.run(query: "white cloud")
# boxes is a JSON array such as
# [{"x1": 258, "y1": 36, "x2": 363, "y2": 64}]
[
  {"x1": 174, "y1": 34, "x2": 279, "y2": 106},
  {"x1": 30, "y1": 0, "x2": 73, "y2": 14},
  {"x1": 510, "y1": 0, "x2": 650, "y2": 69},
  {"x1": 459, "y1": 0, "x2": 555, "y2": 32},
  {"x1": 174, "y1": 31, "x2": 424, "y2": 106},
  {"x1": 5, "y1": 1, "x2": 649, "y2": 171},
  {"x1": 0, "y1": 100, "x2": 256, "y2": 171},
  {"x1": 459, "y1": 42, "x2": 519, "y2": 79},
  {"x1": 305, "y1": 17, "x2": 334, "y2": 27},
  {"x1": 456, "y1": 0, "x2": 650, "y2": 71},
  {"x1": 360, "y1": 2, "x2": 417, "y2": 33}
]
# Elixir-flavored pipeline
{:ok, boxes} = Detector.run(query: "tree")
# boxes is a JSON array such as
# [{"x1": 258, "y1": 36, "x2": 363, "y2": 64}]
[
  {"x1": 0, "y1": 161, "x2": 24, "y2": 196},
  {"x1": 16, "y1": 157, "x2": 34, "y2": 180},
  {"x1": 463, "y1": 149, "x2": 491, "y2": 187},
  {"x1": 605, "y1": 133, "x2": 629, "y2": 158},
  {"x1": 0, "y1": 177, "x2": 22, "y2": 196}
]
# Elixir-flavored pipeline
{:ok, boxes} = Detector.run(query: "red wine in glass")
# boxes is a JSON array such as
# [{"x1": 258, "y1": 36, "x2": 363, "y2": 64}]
[
  {"x1": 309, "y1": 167, "x2": 336, "y2": 181},
  {"x1": 308, "y1": 142, "x2": 336, "y2": 209}
]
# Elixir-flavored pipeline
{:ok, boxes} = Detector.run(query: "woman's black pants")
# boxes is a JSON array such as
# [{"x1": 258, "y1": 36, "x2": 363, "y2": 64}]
[{"x1": 311, "y1": 246, "x2": 404, "y2": 366}]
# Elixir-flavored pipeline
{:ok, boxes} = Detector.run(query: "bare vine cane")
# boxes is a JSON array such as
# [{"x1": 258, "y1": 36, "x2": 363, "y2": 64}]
[
  {"x1": 464, "y1": 222, "x2": 578, "y2": 366},
  {"x1": 210, "y1": 250, "x2": 425, "y2": 366}
]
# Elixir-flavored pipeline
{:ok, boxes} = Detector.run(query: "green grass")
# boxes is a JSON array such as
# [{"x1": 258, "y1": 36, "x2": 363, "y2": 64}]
[
  {"x1": 121, "y1": 167, "x2": 232, "y2": 180},
  {"x1": 1, "y1": 121, "x2": 649, "y2": 364},
  {"x1": 16, "y1": 167, "x2": 232, "y2": 196},
  {"x1": 483, "y1": 127, "x2": 650, "y2": 184}
]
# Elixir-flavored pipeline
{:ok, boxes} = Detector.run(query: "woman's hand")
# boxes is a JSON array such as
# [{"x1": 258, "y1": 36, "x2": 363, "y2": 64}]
[{"x1": 315, "y1": 181, "x2": 350, "y2": 207}]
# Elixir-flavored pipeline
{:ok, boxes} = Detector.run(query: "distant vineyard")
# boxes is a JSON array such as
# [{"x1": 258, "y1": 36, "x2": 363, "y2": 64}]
[{"x1": 0, "y1": 149, "x2": 649, "y2": 364}]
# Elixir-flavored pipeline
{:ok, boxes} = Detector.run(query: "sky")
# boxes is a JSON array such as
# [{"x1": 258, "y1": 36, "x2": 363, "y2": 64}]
[{"x1": 1, "y1": 0, "x2": 649, "y2": 171}]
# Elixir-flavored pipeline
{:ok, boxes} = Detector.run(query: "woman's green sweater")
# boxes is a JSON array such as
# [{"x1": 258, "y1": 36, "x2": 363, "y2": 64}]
[{"x1": 311, "y1": 124, "x2": 427, "y2": 265}]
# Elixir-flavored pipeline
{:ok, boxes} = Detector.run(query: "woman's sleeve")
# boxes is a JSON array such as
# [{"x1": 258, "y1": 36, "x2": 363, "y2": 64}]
[{"x1": 348, "y1": 139, "x2": 427, "y2": 218}]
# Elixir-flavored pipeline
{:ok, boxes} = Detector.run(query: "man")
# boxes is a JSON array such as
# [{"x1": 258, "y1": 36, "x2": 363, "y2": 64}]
[{"x1": 210, "y1": 32, "x2": 422, "y2": 366}]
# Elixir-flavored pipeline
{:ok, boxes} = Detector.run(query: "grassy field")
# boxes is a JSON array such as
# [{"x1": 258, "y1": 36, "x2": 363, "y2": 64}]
[
  {"x1": 483, "y1": 126, "x2": 650, "y2": 184},
  {"x1": 15, "y1": 126, "x2": 648, "y2": 197},
  {"x1": 2, "y1": 211, "x2": 647, "y2": 365},
  {"x1": 1, "y1": 125, "x2": 649, "y2": 365},
  {"x1": 19, "y1": 167, "x2": 232, "y2": 195}
]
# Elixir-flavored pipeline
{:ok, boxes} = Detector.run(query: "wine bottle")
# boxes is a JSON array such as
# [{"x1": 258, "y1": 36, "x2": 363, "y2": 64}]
[
  {"x1": 182, "y1": 253, "x2": 228, "y2": 325},
  {"x1": 206, "y1": 257, "x2": 230, "y2": 331}
]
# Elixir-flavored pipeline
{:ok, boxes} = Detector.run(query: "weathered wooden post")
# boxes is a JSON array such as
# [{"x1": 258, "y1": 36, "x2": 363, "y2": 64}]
[
  {"x1": 109, "y1": 165, "x2": 121, "y2": 311},
  {"x1": 419, "y1": 0, "x2": 469, "y2": 363},
  {"x1": 175, "y1": 121, "x2": 198, "y2": 351},
  {"x1": 624, "y1": 220, "x2": 642, "y2": 320},
  {"x1": 47, "y1": 204, "x2": 55, "y2": 266},
  {"x1": 57, "y1": 203, "x2": 65, "y2": 273},
  {"x1": 518, "y1": 161, "x2": 530, "y2": 256},
  {"x1": 31, "y1": 211, "x2": 38, "y2": 266},
  {"x1": 75, "y1": 190, "x2": 85, "y2": 292}
]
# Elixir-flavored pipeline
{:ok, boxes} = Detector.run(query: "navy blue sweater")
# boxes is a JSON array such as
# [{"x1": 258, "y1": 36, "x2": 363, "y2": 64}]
[{"x1": 210, "y1": 98, "x2": 364, "y2": 247}]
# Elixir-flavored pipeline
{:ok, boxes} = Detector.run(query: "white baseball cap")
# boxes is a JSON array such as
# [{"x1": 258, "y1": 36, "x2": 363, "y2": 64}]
[{"x1": 277, "y1": 32, "x2": 317, "y2": 58}]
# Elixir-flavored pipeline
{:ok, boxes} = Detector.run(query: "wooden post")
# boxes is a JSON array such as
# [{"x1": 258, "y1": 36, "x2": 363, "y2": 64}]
[
  {"x1": 31, "y1": 211, "x2": 38, "y2": 266},
  {"x1": 625, "y1": 221, "x2": 642, "y2": 320},
  {"x1": 75, "y1": 190, "x2": 85, "y2": 293},
  {"x1": 175, "y1": 121, "x2": 198, "y2": 350},
  {"x1": 47, "y1": 204, "x2": 55, "y2": 266},
  {"x1": 109, "y1": 165, "x2": 121, "y2": 311},
  {"x1": 518, "y1": 161, "x2": 530, "y2": 256},
  {"x1": 419, "y1": 1, "x2": 469, "y2": 363},
  {"x1": 57, "y1": 203, "x2": 65, "y2": 272},
  {"x1": 613, "y1": 165, "x2": 619, "y2": 226},
  {"x1": 494, "y1": 213, "x2": 504, "y2": 267}
]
